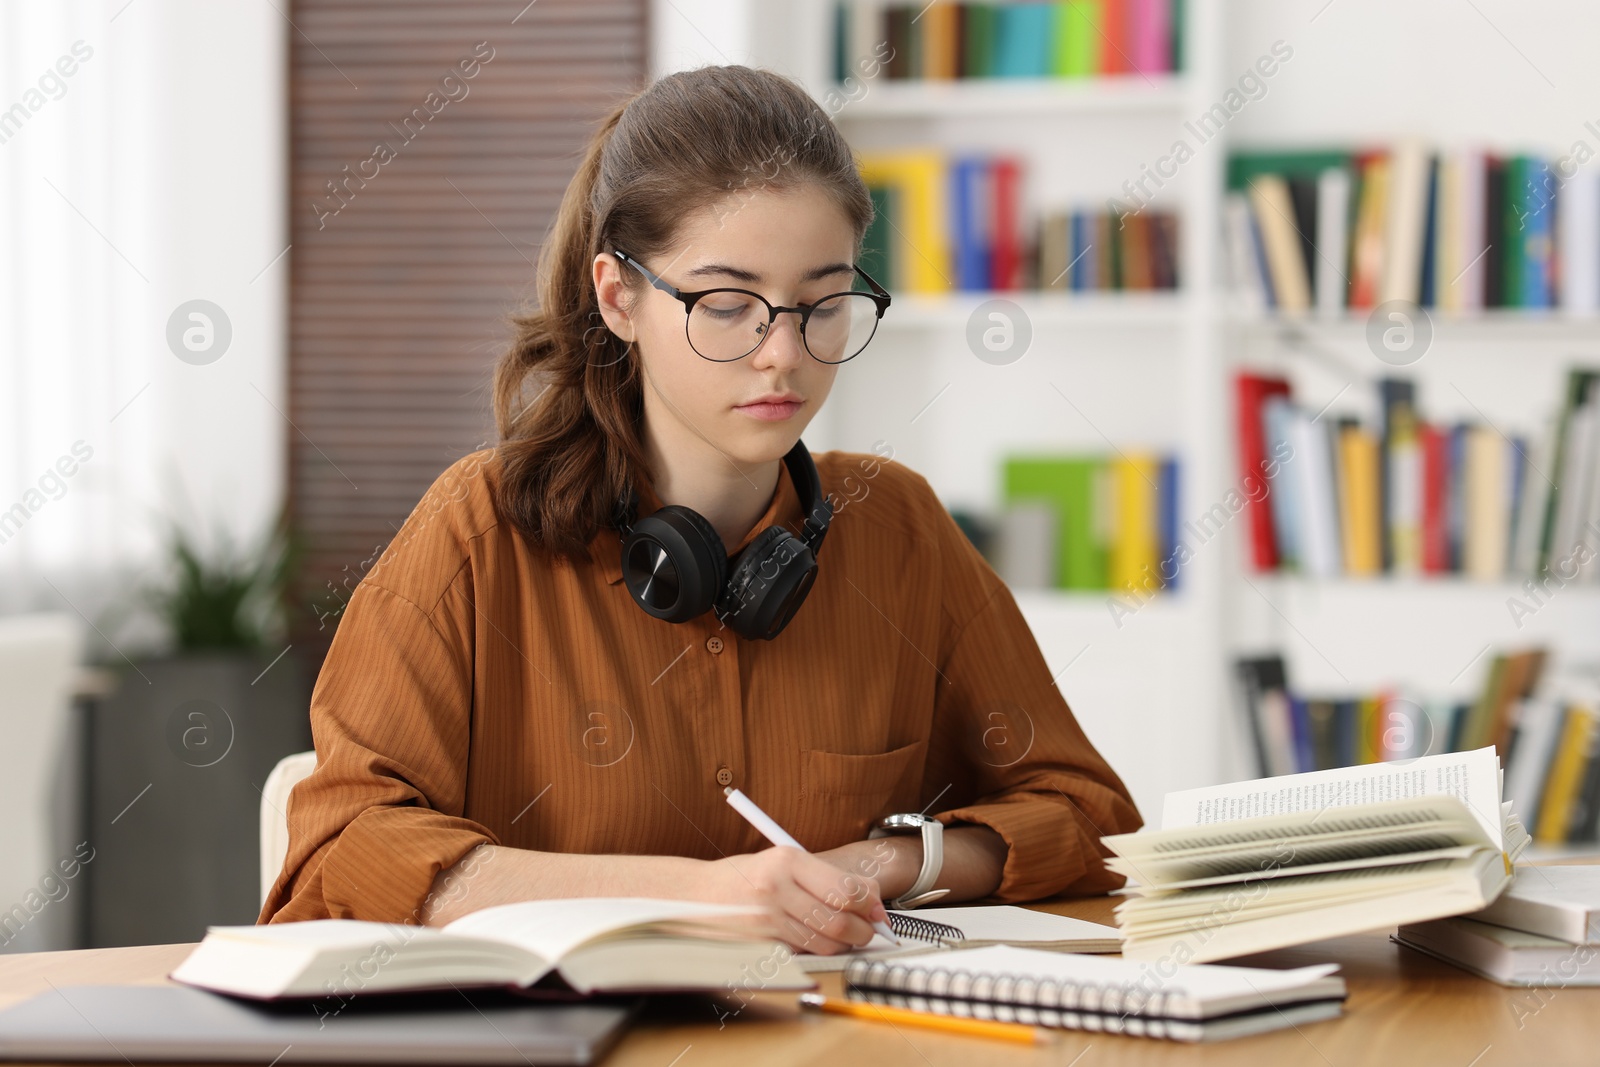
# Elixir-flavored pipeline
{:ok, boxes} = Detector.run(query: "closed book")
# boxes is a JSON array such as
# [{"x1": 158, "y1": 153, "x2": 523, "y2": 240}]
[
  {"x1": 1538, "y1": 708, "x2": 1598, "y2": 843},
  {"x1": 860, "y1": 184, "x2": 896, "y2": 290},
  {"x1": 1519, "y1": 159, "x2": 1556, "y2": 307},
  {"x1": 1108, "y1": 452, "x2": 1161, "y2": 596},
  {"x1": 919, "y1": 0, "x2": 959, "y2": 78},
  {"x1": 1224, "y1": 192, "x2": 1270, "y2": 310},
  {"x1": 1098, "y1": 0, "x2": 1129, "y2": 73},
  {"x1": 1484, "y1": 154, "x2": 1506, "y2": 306},
  {"x1": 1349, "y1": 151, "x2": 1390, "y2": 309},
  {"x1": 1502, "y1": 697, "x2": 1564, "y2": 833},
  {"x1": 1055, "y1": 0, "x2": 1101, "y2": 77},
  {"x1": 1379, "y1": 140, "x2": 1431, "y2": 305},
  {"x1": 1560, "y1": 164, "x2": 1600, "y2": 315},
  {"x1": 1292, "y1": 408, "x2": 1344, "y2": 577},
  {"x1": 1419, "y1": 422, "x2": 1450, "y2": 573},
  {"x1": 1235, "y1": 372, "x2": 1292, "y2": 570},
  {"x1": 1037, "y1": 209, "x2": 1071, "y2": 290},
  {"x1": 1286, "y1": 174, "x2": 1319, "y2": 300},
  {"x1": 1396, "y1": 916, "x2": 1600, "y2": 986},
  {"x1": 1463, "y1": 423, "x2": 1510, "y2": 580},
  {"x1": 989, "y1": 156, "x2": 1023, "y2": 289},
  {"x1": 997, "y1": 1, "x2": 1054, "y2": 76},
  {"x1": 963, "y1": 3, "x2": 999, "y2": 78},
  {"x1": 1130, "y1": 0, "x2": 1171, "y2": 74},
  {"x1": 1471, "y1": 864, "x2": 1600, "y2": 944},
  {"x1": 1262, "y1": 396, "x2": 1300, "y2": 569},
  {"x1": 857, "y1": 151, "x2": 949, "y2": 292},
  {"x1": 1236, "y1": 655, "x2": 1294, "y2": 779},
  {"x1": 1315, "y1": 166, "x2": 1352, "y2": 316},
  {"x1": 1246, "y1": 175, "x2": 1312, "y2": 313},
  {"x1": 1337, "y1": 422, "x2": 1381, "y2": 576},
  {"x1": 1158, "y1": 455, "x2": 1181, "y2": 589},
  {"x1": 951, "y1": 156, "x2": 993, "y2": 291}
]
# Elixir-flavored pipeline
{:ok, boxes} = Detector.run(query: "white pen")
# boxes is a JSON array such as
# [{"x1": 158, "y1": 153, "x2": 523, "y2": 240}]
[{"x1": 722, "y1": 785, "x2": 902, "y2": 946}]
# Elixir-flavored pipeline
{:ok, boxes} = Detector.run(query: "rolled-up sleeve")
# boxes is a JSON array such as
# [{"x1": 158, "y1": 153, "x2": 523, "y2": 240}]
[
  {"x1": 920, "y1": 488, "x2": 1144, "y2": 904},
  {"x1": 258, "y1": 576, "x2": 498, "y2": 924}
]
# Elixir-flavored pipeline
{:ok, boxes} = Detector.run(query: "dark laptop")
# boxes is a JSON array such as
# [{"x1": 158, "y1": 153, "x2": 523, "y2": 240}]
[{"x1": 0, "y1": 984, "x2": 639, "y2": 1064}]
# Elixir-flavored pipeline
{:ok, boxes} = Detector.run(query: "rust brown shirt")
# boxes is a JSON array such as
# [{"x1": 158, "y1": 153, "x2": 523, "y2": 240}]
[{"x1": 259, "y1": 447, "x2": 1142, "y2": 924}]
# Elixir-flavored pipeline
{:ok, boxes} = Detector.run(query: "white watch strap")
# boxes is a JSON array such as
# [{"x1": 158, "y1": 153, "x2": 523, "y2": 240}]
[{"x1": 892, "y1": 818, "x2": 945, "y2": 909}]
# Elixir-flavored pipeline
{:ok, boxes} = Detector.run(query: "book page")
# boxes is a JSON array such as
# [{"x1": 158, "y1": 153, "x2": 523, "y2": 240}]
[
  {"x1": 441, "y1": 897, "x2": 772, "y2": 961},
  {"x1": 907, "y1": 906, "x2": 1119, "y2": 943},
  {"x1": 1161, "y1": 747, "x2": 1503, "y2": 846}
]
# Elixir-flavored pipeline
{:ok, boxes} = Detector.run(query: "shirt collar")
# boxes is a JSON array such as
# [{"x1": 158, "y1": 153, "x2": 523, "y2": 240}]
[{"x1": 594, "y1": 459, "x2": 804, "y2": 586}]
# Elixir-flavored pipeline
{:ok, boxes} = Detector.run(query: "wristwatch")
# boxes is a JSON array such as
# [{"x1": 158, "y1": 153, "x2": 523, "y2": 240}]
[{"x1": 868, "y1": 813, "x2": 948, "y2": 909}]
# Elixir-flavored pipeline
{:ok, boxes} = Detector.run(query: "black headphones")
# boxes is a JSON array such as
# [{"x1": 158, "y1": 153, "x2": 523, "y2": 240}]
[{"x1": 614, "y1": 439, "x2": 833, "y2": 641}]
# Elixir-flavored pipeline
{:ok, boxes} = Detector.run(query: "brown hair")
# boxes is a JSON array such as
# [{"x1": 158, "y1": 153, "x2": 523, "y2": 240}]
[{"x1": 489, "y1": 65, "x2": 874, "y2": 563}]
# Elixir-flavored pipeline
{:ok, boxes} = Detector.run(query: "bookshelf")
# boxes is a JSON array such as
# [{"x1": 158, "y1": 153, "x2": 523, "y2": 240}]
[{"x1": 650, "y1": 0, "x2": 1600, "y2": 822}]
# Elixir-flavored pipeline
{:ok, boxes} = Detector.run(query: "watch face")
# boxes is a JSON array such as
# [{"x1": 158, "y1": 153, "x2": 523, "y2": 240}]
[{"x1": 878, "y1": 813, "x2": 927, "y2": 832}]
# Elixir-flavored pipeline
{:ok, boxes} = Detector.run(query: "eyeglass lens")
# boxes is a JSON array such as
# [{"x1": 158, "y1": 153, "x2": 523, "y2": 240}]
[{"x1": 686, "y1": 291, "x2": 880, "y2": 363}]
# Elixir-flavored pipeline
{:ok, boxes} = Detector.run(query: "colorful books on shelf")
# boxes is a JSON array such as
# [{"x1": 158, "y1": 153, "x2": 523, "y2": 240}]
[
  {"x1": 1224, "y1": 143, "x2": 1600, "y2": 314},
  {"x1": 858, "y1": 149, "x2": 1180, "y2": 294},
  {"x1": 1396, "y1": 864, "x2": 1600, "y2": 986},
  {"x1": 1233, "y1": 369, "x2": 1600, "y2": 582},
  {"x1": 1102, "y1": 747, "x2": 1527, "y2": 964},
  {"x1": 1234, "y1": 649, "x2": 1548, "y2": 779},
  {"x1": 996, "y1": 451, "x2": 1181, "y2": 596},
  {"x1": 834, "y1": 0, "x2": 1185, "y2": 86}
]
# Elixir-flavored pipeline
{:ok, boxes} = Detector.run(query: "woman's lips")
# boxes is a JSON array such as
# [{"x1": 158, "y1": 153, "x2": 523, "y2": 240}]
[{"x1": 735, "y1": 400, "x2": 803, "y2": 421}]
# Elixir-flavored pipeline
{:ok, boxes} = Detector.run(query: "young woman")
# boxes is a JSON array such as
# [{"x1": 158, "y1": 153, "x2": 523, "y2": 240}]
[{"x1": 260, "y1": 65, "x2": 1141, "y2": 956}]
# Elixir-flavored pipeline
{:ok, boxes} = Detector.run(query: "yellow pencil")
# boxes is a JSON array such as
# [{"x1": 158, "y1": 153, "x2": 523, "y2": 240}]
[{"x1": 798, "y1": 992, "x2": 1056, "y2": 1045}]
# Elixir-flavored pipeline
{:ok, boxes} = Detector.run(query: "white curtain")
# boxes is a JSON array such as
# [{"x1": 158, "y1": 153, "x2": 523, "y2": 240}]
[{"x1": 0, "y1": 1, "x2": 287, "y2": 659}]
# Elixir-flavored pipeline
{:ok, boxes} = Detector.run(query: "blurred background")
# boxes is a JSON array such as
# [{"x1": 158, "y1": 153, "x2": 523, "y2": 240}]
[{"x1": 3, "y1": 0, "x2": 1598, "y2": 950}]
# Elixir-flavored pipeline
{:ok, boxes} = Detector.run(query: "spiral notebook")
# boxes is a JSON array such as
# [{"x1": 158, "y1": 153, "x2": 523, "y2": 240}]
[
  {"x1": 843, "y1": 945, "x2": 1347, "y2": 1042},
  {"x1": 797, "y1": 906, "x2": 1121, "y2": 973}
]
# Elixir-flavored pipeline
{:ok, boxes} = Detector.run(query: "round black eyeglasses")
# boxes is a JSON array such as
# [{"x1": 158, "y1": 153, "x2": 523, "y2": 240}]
[{"x1": 611, "y1": 249, "x2": 892, "y2": 364}]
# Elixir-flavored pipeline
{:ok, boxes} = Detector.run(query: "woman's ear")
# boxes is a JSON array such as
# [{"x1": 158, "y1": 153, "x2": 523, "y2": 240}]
[{"x1": 592, "y1": 252, "x2": 636, "y2": 343}]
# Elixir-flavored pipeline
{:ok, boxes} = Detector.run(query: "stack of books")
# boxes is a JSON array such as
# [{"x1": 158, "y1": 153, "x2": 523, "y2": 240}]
[
  {"x1": 993, "y1": 451, "x2": 1182, "y2": 595},
  {"x1": 1224, "y1": 143, "x2": 1600, "y2": 315},
  {"x1": 834, "y1": 0, "x2": 1185, "y2": 86},
  {"x1": 1396, "y1": 865, "x2": 1600, "y2": 986},
  {"x1": 858, "y1": 150, "x2": 1180, "y2": 294},
  {"x1": 1236, "y1": 369, "x2": 1600, "y2": 581}
]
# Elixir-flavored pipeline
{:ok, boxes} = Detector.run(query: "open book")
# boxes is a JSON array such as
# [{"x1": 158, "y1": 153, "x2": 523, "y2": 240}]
[
  {"x1": 170, "y1": 898, "x2": 814, "y2": 999},
  {"x1": 1101, "y1": 747, "x2": 1527, "y2": 963}
]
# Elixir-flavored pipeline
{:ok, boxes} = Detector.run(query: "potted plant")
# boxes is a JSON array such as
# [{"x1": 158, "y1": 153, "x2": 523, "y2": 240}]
[{"x1": 86, "y1": 506, "x2": 316, "y2": 947}]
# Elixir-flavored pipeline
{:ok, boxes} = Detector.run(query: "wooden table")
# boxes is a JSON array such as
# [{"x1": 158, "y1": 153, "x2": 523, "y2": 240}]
[{"x1": 1, "y1": 893, "x2": 1596, "y2": 1066}]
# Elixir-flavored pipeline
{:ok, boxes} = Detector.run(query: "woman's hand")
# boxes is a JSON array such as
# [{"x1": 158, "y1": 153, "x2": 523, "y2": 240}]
[{"x1": 698, "y1": 846, "x2": 888, "y2": 955}]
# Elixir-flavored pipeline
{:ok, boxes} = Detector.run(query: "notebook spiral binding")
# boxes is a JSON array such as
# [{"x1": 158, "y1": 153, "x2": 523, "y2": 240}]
[
  {"x1": 843, "y1": 958, "x2": 1182, "y2": 1029},
  {"x1": 883, "y1": 911, "x2": 965, "y2": 946}
]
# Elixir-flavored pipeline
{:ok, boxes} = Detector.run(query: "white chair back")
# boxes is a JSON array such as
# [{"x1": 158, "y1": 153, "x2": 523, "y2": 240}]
[{"x1": 259, "y1": 749, "x2": 317, "y2": 908}]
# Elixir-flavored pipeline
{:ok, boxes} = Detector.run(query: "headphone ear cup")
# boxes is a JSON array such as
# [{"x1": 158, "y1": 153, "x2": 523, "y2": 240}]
[
  {"x1": 719, "y1": 526, "x2": 817, "y2": 641},
  {"x1": 621, "y1": 506, "x2": 728, "y2": 623}
]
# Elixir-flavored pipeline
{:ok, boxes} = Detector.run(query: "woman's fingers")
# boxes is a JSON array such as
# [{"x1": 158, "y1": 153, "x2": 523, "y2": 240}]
[{"x1": 769, "y1": 876, "x2": 871, "y2": 954}]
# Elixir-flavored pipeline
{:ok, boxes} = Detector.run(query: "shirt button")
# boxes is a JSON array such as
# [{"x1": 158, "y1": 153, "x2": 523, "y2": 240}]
[
  {"x1": 705, "y1": 635, "x2": 724, "y2": 654},
  {"x1": 715, "y1": 766, "x2": 733, "y2": 786}
]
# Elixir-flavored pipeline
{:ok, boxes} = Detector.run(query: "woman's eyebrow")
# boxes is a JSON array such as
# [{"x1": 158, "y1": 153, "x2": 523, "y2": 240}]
[{"x1": 683, "y1": 262, "x2": 855, "y2": 284}]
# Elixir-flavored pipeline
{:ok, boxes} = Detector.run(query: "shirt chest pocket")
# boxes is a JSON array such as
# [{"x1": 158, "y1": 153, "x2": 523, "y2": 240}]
[{"x1": 792, "y1": 739, "x2": 927, "y2": 850}]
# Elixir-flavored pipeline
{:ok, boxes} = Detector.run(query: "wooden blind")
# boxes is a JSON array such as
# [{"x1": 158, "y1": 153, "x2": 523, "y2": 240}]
[{"x1": 288, "y1": 0, "x2": 648, "y2": 668}]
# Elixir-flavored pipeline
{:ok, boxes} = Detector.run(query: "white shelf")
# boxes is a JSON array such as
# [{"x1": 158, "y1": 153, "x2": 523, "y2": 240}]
[
  {"x1": 1227, "y1": 308, "x2": 1600, "y2": 335},
  {"x1": 831, "y1": 76, "x2": 1190, "y2": 119},
  {"x1": 878, "y1": 290, "x2": 1192, "y2": 331}
]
